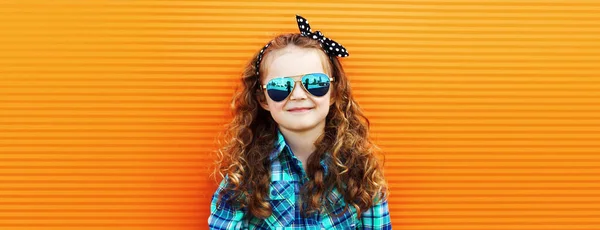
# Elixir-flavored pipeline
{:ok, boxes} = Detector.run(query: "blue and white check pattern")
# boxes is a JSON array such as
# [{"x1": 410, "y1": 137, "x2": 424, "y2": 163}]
[{"x1": 209, "y1": 130, "x2": 392, "y2": 229}]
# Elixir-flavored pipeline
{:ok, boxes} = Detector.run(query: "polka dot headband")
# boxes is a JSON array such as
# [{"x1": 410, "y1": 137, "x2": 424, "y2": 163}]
[{"x1": 254, "y1": 14, "x2": 350, "y2": 75}]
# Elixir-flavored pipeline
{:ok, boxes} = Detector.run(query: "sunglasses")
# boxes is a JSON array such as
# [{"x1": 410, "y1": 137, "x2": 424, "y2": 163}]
[{"x1": 261, "y1": 73, "x2": 334, "y2": 102}]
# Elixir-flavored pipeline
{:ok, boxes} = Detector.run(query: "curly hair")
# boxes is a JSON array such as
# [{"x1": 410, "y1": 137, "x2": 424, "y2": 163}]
[{"x1": 213, "y1": 33, "x2": 388, "y2": 219}]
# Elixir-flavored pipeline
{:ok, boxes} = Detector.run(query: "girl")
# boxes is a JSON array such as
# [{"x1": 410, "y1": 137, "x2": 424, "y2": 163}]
[{"x1": 209, "y1": 15, "x2": 391, "y2": 229}]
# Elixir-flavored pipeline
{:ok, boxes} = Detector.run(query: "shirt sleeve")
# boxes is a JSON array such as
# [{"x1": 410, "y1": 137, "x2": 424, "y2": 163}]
[
  {"x1": 358, "y1": 198, "x2": 392, "y2": 230},
  {"x1": 208, "y1": 177, "x2": 246, "y2": 230}
]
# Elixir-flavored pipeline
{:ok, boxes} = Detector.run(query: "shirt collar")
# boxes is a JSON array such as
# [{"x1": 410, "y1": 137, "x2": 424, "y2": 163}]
[{"x1": 269, "y1": 128, "x2": 330, "y2": 175}]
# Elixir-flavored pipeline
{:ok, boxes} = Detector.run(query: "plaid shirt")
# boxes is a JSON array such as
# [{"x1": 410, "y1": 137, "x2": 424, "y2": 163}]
[{"x1": 209, "y1": 130, "x2": 392, "y2": 229}]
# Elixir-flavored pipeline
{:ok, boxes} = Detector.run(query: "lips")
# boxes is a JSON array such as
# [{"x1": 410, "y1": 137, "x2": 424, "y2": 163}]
[{"x1": 287, "y1": 107, "x2": 313, "y2": 112}]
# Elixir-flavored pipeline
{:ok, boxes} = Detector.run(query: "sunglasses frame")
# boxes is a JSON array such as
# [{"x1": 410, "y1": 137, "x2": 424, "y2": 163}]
[{"x1": 260, "y1": 73, "x2": 334, "y2": 102}]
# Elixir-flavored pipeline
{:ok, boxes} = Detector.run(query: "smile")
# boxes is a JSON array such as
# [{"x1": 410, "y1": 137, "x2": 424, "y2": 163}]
[{"x1": 287, "y1": 108, "x2": 313, "y2": 113}]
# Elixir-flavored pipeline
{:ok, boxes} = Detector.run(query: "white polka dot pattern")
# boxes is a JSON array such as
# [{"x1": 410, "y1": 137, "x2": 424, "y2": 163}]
[{"x1": 254, "y1": 14, "x2": 349, "y2": 75}]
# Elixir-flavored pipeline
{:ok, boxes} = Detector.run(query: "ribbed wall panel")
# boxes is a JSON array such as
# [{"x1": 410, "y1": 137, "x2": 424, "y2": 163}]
[{"x1": 1, "y1": 0, "x2": 600, "y2": 229}]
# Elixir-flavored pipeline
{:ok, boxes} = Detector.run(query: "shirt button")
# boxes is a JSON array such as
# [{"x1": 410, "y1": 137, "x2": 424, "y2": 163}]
[{"x1": 271, "y1": 190, "x2": 277, "y2": 196}]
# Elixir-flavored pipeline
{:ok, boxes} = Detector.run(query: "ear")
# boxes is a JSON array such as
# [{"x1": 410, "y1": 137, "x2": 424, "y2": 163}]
[{"x1": 256, "y1": 90, "x2": 270, "y2": 111}]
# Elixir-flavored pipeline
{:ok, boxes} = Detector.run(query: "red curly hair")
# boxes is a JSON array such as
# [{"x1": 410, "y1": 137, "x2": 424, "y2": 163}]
[{"x1": 213, "y1": 33, "x2": 388, "y2": 219}]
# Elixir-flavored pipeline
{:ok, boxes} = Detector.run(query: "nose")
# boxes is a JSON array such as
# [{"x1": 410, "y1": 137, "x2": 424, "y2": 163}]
[{"x1": 288, "y1": 81, "x2": 308, "y2": 100}]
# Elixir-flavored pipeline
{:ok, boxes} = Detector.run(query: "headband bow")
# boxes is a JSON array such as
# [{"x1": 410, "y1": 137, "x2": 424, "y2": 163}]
[{"x1": 254, "y1": 14, "x2": 349, "y2": 75}]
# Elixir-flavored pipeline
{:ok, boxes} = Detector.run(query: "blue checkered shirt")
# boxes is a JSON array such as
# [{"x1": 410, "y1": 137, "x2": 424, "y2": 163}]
[{"x1": 209, "y1": 130, "x2": 392, "y2": 229}]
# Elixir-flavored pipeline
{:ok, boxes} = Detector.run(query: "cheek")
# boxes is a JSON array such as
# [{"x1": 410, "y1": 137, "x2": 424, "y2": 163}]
[
  {"x1": 320, "y1": 92, "x2": 333, "y2": 106},
  {"x1": 321, "y1": 98, "x2": 332, "y2": 109},
  {"x1": 268, "y1": 100, "x2": 285, "y2": 111},
  {"x1": 313, "y1": 96, "x2": 332, "y2": 112}
]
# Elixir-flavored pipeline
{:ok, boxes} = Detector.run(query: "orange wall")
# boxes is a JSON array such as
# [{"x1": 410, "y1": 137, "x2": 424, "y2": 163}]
[{"x1": 1, "y1": 1, "x2": 600, "y2": 229}]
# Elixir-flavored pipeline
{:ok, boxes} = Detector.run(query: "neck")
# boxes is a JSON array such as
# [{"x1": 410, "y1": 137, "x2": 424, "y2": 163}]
[{"x1": 278, "y1": 124, "x2": 324, "y2": 162}]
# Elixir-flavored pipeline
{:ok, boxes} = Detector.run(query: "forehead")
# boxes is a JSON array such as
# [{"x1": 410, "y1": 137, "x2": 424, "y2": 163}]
[{"x1": 262, "y1": 46, "x2": 328, "y2": 82}]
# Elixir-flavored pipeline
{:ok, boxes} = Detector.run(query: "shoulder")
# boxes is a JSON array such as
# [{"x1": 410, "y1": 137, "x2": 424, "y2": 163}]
[
  {"x1": 208, "y1": 177, "x2": 248, "y2": 229},
  {"x1": 211, "y1": 176, "x2": 246, "y2": 212}
]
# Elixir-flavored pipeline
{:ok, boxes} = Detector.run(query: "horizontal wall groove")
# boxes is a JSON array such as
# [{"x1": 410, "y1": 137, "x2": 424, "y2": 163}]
[{"x1": 2, "y1": 1, "x2": 600, "y2": 229}]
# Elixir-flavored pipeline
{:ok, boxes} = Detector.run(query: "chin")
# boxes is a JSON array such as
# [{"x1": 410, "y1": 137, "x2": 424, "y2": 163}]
[
  {"x1": 282, "y1": 118, "x2": 326, "y2": 132},
  {"x1": 285, "y1": 124, "x2": 317, "y2": 132}
]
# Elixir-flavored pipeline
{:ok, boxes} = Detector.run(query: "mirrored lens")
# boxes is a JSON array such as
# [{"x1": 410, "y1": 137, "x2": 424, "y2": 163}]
[
  {"x1": 266, "y1": 77, "x2": 295, "y2": 102},
  {"x1": 302, "y1": 73, "x2": 330, "y2": 97}
]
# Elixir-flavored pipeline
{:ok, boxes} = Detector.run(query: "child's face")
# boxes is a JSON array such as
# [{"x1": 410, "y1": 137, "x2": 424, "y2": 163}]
[{"x1": 259, "y1": 46, "x2": 332, "y2": 133}]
